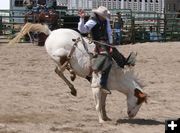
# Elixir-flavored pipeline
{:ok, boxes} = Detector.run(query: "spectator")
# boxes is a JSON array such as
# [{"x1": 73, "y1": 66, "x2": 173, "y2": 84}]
[
  {"x1": 149, "y1": 26, "x2": 161, "y2": 41},
  {"x1": 113, "y1": 12, "x2": 123, "y2": 45}
]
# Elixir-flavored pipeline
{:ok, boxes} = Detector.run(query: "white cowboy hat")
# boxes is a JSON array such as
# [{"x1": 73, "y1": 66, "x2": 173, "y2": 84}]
[{"x1": 92, "y1": 6, "x2": 108, "y2": 19}]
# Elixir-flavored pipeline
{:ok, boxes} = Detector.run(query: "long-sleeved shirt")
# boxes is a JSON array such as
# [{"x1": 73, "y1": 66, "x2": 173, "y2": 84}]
[{"x1": 78, "y1": 18, "x2": 113, "y2": 44}]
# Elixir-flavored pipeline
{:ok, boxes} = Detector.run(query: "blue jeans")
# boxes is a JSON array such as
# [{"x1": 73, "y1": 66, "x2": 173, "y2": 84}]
[
  {"x1": 114, "y1": 29, "x2": 121, "y2": 45},
  {"x1": 100, "y1": 63, "x2": 112, "y2": 88}
]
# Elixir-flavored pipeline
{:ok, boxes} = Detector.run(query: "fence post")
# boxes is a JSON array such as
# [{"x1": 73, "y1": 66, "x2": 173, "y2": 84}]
[
  {"x1": 0, "y1": 16, "x2": 2, "y2": 35},
  {"x1": 131, "y1": 17, "x2": 135, "y2": 44},
  {"x1": 163, "y1": 11, "x2": 167, "y2": 41}
]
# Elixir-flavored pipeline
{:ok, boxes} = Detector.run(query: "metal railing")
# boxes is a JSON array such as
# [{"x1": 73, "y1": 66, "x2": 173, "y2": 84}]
[{"x1": 0, "y1": 9, "x2": 180, "y2": 43}]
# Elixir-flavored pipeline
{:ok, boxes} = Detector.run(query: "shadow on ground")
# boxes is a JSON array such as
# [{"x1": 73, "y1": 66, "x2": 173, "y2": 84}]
[{"x1": 116, "y1": 118, "x2": 164, "y2": 125}]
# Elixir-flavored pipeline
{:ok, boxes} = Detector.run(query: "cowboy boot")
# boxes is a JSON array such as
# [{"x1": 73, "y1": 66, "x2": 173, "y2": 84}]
[{"x1": 101, "y1": 85, "x2": 111, "y2": 94}]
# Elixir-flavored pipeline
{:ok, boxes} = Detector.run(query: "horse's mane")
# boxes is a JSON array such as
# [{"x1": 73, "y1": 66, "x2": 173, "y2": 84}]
[{"x1": 113, "y1": 64, "x2": 145, "y2": 89}]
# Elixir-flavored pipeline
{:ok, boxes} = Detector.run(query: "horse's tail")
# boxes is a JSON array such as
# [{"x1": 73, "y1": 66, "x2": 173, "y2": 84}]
[{"x1": 9, "y1": 22, "x2": 51, "y2": 45}]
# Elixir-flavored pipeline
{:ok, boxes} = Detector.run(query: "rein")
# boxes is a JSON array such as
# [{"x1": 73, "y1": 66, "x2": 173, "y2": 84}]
[
  {"x1": 60, "y1": 37, "x2": 81, "y2": 71},
  {"x1": 71, "y1": 37, "x2": 93, "y2": 56},
  {"x1": 68, "y1": 37, "x2": 81, "y2": 58},
  {"x1": 65, "y1": 37, "x2": 93, "y2": 77},
  {"x1": 90, "y1": 39, "x2": 117, "y2": 48}
]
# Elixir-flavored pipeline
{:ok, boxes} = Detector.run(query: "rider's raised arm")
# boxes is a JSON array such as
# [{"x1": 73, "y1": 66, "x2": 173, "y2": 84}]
[
  {"x1": 78, "y1": 18, "x2": 96, "y2": 34},
  {"x1": 106, "y1": 18, "x2": 113, "y2": 44}
]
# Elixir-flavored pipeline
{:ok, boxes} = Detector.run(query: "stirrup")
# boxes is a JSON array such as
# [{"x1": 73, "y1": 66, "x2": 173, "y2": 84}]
[{"x1": 126, "y1": 52, "x2": 137, "y2": 66}]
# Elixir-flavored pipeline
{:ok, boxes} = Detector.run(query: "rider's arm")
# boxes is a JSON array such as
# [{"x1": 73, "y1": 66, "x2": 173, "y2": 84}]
[
  {"x1": 106, "y1": 18, "x2": 113, "y2": 44},
  {"x1": 78, "y1": 18, "x2": 97, "y2": 33}
]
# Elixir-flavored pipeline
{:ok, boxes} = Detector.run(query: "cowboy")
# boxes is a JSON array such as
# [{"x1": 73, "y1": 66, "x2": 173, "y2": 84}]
[
  {"x1": 78, "y1": 6, "x2": 136, "y2": 94},
  {"x1": 23, "y1": 0, "x2": 34, "y2": 10},
  {"x1": 35, "y1": 0, "x2": 48, "y2": 13}
]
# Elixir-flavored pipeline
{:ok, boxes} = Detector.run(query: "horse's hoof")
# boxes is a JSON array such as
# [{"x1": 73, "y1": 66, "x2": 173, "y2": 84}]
[
  {"x1": 128, "y1": 111, "x2": 136, "y2": 119},
  {"x1": 99, "y1": 119, "x2": 105, "y2": 124},
  {"x1": 104, "y1": 117, "x2": 112, "y2": 121},
  {"x1": 70, "y1": 90, "x2": 77, "y2": 96}
]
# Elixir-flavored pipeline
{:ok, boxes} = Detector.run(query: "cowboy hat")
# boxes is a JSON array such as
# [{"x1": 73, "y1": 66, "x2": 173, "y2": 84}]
[{"x1": 92, "y1": 6, "x2": 108, "y2": 19}]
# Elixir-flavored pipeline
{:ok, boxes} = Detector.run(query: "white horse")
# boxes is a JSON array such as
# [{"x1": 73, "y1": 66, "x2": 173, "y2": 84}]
[{"x1": 9, "y1": 23, "x2": 147, "y2": 123}]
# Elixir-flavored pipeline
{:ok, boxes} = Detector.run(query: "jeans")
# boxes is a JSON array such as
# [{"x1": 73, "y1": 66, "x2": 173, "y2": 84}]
[
  {"x1": 114, "y1": 29, "x2": 121, "y2": 45},
  {"x1": 100, "y1": 64, "x2": 111, "y2": 88}
]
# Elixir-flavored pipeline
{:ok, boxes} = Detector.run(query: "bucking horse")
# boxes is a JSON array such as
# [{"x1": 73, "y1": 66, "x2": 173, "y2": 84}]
[{"x1": 9, "y1": 23, "x2": 148, "y2": 123}]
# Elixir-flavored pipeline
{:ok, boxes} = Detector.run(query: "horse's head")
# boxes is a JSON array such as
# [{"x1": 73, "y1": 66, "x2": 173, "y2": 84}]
[
  {"x1": 122, "y1": 70, "x2": 147, "y2": 118},
  {"x1": 127, "y1": 87, "x2": 147, "y2": 118},
  {"x1": 110, "y1": 67, "x2": 147, "y2": 118}
]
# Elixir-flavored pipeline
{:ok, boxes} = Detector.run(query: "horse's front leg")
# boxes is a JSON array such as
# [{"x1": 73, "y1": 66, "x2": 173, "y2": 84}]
[
  {"x1": 101, "y1": 92, "x2": 111, "y2": 121},
  {"x1": 55, "y1": 67, "x2": 77, "y2": 96},
  {"x1": 92, "y1": 87, "x2": 104, "y2": 123}
]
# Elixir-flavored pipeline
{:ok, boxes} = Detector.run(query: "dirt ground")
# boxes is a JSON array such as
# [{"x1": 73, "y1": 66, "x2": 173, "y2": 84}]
[{"x1": 0, "y1": 41, "x2": 179, "y2": 133}]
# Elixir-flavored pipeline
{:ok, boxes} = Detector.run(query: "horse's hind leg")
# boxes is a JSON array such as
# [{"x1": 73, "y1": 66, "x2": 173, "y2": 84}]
[
  {"x1": 92, "y1": 87, "x2": 104, "y2": 123},
  {"x1": 27, "y1": 32, "x2": 33, "y2": 43},
  {"x1": 55, "y1": 67, "x2": 77, "y2": 96},
  {"x1": 101, "y1": 93, "x2": 111, "y2": 121}
]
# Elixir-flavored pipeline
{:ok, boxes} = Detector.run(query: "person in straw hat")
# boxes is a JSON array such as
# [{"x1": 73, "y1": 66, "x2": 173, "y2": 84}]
[{"x1": 78, "y1": 6, "x2": 136, "y2": 94}]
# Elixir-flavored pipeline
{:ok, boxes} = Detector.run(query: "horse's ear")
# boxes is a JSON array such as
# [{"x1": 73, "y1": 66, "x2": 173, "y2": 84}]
[{"x1": 134, "y1": 89, "x2": 147, "y2": 105}]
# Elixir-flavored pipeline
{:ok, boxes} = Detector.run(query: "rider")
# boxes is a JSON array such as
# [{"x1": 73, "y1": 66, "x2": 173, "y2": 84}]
[
  {"x1": 78, "y1": 6, "x2": 136, "y2": 94},
  {"x1": 35, "y1": 0, "x2": 48, "y2": 13},
  {"x1": 23, "y1": 0, "x2": 34, "y2": 14},
  {"x1": 24, "y1": 0, "x2": 34, "y2": 9}
]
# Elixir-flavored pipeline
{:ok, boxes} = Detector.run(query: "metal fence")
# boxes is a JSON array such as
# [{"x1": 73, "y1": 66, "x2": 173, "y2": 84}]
[
  {"x1": 0, "y1": 9, "x2": 180, "y2": 43},
  {"x1": 0, "y1": 9, "x2": 26, "y2": 41}
]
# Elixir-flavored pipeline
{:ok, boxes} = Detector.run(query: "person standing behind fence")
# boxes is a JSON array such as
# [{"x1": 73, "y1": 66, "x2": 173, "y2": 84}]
[{"x1": 113, "y1": 12, "x2": 123, "y2": 45}]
